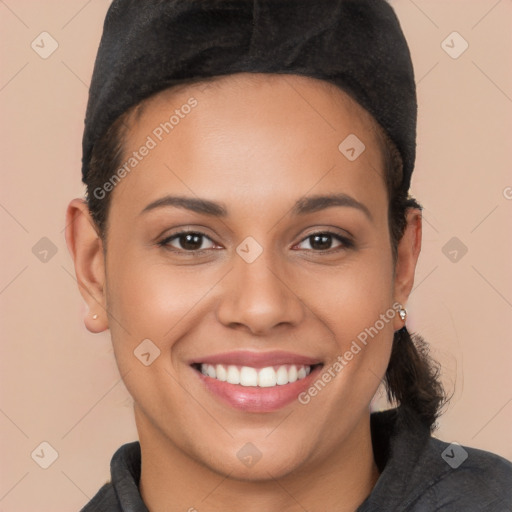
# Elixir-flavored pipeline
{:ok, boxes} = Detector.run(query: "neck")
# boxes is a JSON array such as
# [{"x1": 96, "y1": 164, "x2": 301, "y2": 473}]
[{"x1": 137, "y1": 408, "x2": 379, "y2": 512}]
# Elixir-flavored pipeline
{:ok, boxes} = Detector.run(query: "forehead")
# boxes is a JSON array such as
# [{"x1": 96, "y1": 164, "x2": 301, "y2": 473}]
[
  {"x1": 114, "y1": 72, "x2": 387, "y2": 222},
  {"x1": 135, "y1": 72, "x2": 382, "y2": 133}
]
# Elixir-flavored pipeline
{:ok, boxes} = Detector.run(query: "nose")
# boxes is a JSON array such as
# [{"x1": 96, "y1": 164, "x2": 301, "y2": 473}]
[{"x1": 216, "y1": 250, "x2": 305, "y2": 336}]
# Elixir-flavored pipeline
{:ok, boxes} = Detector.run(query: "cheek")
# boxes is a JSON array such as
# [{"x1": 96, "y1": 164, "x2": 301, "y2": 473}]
[
  {"x1": 300, "y1": 244, "x2": 395, "y2": 401},
  {"x1": 104, "y1": 255, "x2": 224, "y2": 410},
  {"x1": 107, "y1": 246, "x2": 227, "y2": 382},
  {"x1": 302, "y1": 241, "x2": 394, "y2": 331},
  {"x1": 338, "y1": 248, "x2": 395, "y2": 347},
  {"x1": 105, "y1": 252, "x2": 223, "y2": 351}
]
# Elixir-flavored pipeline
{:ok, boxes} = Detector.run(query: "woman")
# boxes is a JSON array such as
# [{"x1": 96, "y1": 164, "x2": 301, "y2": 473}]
[{"x1": 65, "y1": 0, "x2": 512, "y2": 510}]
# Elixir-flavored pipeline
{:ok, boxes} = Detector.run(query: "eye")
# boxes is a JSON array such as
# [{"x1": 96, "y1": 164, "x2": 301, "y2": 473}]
[
  {"x1": 294, "y1": 231, "x2": 353, "y2": 252},
  {"x1": 157, "y1": 229, "x2": 353, "y2": 255},
  {"x1": 158, "y1": 231, "x2": 216, "y2": 252}
]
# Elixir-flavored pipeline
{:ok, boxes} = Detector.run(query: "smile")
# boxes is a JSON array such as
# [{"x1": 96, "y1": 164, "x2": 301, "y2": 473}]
[{"x1": 197, "y1": 363, "x2": 313, "y2": 387}]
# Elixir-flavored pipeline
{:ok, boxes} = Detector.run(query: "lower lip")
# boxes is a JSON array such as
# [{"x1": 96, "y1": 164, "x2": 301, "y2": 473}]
[{"x1": 193, "y1": 365, "x2": 323, "y2": 412}]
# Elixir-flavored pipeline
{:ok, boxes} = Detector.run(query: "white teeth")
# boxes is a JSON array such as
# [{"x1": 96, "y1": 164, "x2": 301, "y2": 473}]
[
  {"x1": 240, "y1": 366, "x2": 258, "y2": 386},
  {"x1": 216, "y1": 364, "x2": 227, "y2": 381},
  {"x1": 258, "y1": 367, "x2": 277, "y2": 387},
  {"x1": 198, "y1": 363, "x2": 313, "y2": 387},
  {"x1": 227, "y1": 365, "x2": 240, "y2": 384},
  {"x1": 276, "y1": 365, "x2": 288, "y2": 385}
]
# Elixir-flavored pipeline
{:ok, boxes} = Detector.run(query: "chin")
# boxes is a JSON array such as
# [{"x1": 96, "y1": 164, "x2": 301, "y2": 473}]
[{"x1": 204, "y1": 451, "x2": 307, "y2": 482}]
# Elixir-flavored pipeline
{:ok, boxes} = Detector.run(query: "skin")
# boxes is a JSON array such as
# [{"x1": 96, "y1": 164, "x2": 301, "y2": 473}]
[{"x1": 65, "y1": 72, "x2": 421, "y2": 512}]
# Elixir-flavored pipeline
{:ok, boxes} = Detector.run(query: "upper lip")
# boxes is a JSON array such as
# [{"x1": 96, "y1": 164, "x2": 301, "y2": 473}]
[{"x1": 190, "y1": 350, "x2": 322, "y2": 368}]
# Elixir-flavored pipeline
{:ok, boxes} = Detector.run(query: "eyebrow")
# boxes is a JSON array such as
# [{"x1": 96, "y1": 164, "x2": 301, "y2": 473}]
[{"x1": 140, "y1": 193, "x2": 373, "y2": 222}]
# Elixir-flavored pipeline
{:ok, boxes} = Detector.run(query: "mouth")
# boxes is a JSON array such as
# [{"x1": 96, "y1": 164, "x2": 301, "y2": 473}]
[
  {"x1": 191, "y1": 362, "x2": 321, "y2": 388},
  {"x1": 189, "y1": 351, "x2": 324, "y2": 412}
]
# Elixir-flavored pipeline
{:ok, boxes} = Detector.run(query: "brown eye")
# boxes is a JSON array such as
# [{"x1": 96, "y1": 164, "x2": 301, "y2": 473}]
[
  {"x1": 296, "y1": 232, "x2": 353, "y2": 252},
  {"x1": 159, "y1": 231, "x2": 215, "y2": 252}
]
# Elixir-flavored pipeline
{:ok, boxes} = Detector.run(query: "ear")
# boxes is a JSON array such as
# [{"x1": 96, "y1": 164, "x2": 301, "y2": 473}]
[
  {"x1": 65, "y1": 198, "x2": 108, "y2": 333},
  {"x1": 392, "y1": 208, "x2": 422, "y2": 331}
]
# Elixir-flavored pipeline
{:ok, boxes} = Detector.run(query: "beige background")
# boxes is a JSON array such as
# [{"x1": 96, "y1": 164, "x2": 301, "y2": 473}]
[{"x1": 1, "y1": 1, "x2": 511, "y2": 510}]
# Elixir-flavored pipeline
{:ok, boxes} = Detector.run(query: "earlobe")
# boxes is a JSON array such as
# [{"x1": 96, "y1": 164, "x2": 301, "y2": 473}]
[
  {"x1": 392, "y1": 208, "x2": 422, "y2": 331},
  {"x1": 65, "y1": 198, "x2": 109, "y2": 334}
]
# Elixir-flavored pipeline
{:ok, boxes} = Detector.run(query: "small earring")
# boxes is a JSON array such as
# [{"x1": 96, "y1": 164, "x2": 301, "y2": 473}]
[
  {"x1": 398, "y1": 306, "x2": 407, "y2": 322},
  {"x1": 92, "y1": 314, "x2": 98, "y2": 320}
]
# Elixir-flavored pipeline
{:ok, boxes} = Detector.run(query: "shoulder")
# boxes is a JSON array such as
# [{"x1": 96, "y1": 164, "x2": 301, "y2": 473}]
[
  {"x1": 409, "y1": 437, "x2": 512, "y2": 511},
  {"x1": 79, "y1": 441, "x2": 143, "y2": 512},
  {"x1": 364, "y1": 407, "x2": 512, "y2": 512},
  {"x1": 79, "y1": 480, "x2": 120, "y2": 512}
]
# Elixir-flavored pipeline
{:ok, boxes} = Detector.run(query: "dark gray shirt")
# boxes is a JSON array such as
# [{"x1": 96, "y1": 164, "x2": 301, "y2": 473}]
[{"x1": 80, "y1": 407, "x2": 512, "y2": 511}]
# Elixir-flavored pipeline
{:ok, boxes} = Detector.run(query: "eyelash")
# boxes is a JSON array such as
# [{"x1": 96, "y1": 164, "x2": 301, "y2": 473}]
[{"x1": 157, "y1": 230, "x2": 354, "y2": 255}]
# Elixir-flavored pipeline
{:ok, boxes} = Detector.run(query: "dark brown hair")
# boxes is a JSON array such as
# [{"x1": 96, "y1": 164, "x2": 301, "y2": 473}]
[{"x1": 83, "y1": 80, "x2": 446, "y2": 432}]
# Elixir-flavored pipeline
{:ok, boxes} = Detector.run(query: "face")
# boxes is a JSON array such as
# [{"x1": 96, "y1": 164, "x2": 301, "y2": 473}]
[{"x1": 68, "y1": 72, "x2": 419, "y2": 481}]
